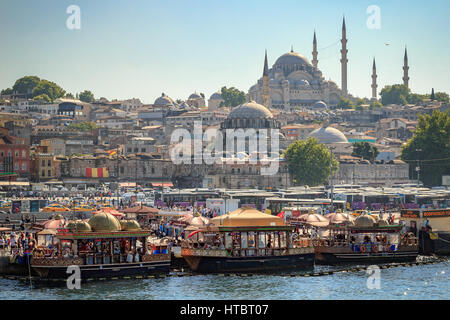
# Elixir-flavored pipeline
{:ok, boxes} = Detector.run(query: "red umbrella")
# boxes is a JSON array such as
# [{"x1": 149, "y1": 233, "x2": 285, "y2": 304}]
[
  {"x1": 187, "y1": 229, "x2": 202, "y2": 238},
  {"x1": 277, "y1": 212, "x2": 284, "y2": 218}
]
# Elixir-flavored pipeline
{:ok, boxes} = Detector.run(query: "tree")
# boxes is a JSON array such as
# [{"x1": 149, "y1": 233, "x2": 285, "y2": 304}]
[
  {"x1": 32, "y1": 79, "x2": 66, "y2": 101},
  {"x1": 219, "y1": 86, "x2": 246, "y2": 107},
  {"x1": 407, "y1": 93, "x2": 427, "y2": 105},
  {"x1": 65, "y1": 93, "x2": 75, "y2": 99},
  {"x1": 380, "y1": 84, "x2": 410, "y2": 106},
  {"x1": 200, "y1": 93, "x2": 205, "y2": 99},
  {"x1": 78, "y1": 90, "x2": 95, "y2": 102},
  {"x1": 336, "y1": 97, "x2": 354, "y2": 109},
  {"x1": 369, "y1": 101, "x2": 383, "y2": 110},
  {"x1": 352, "y1": 142, "x2": 379, "y2": 163},
  {"x1": 283, "y1": 137, "x2": 339, "y2": 186},
  {"x1": 435, "y1": 92, "x2": 450, "y2": 104},
  {"x1": 12, "y1": 76, "x2": 41, "y2": 96},
  {"x1": 66, "y1": 122, "x2": 98, "y2": 131},
  {"x1": 431, "y1": 88, "x2": 435, "y2": 101},
  {"x1": 33, "y1": 94, "x2": 51, "y2": 103},
  {"x1": 1, "y1": 88, "x2": 13, "y2": 95},
  {"x1": 401, "y1": 110, "x2": 450, "y2": 186}
]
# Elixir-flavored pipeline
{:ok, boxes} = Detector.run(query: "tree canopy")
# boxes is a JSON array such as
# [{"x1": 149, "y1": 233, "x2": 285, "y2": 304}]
[
  {"x1": 66, "y1": 122, "x2": 98, "y2": 131},
  {"x1": 380, "y1": 84, "x2": 449, "y2": 106},
  {"x1": 33, "y1": 94, "x2": 52, "y2": 103},
  {"x1": 352, "y1": 142, "x2": 379, "y2": 163},
  {"x1": 78, "y1": 90, "x2": 95, "y2": 103},
  {"x1": 32, "y1": 80, "x2": 66, "y2": 101},
  {"x1": 12, "y1": 76, "x2": 41, "y2": 96},
  {"x1": 283, "y1": 137, "x2": 339, "y2": 187},
  {"x1": 219, "y1": 86, "x2": 246, "y2": 107},
  {"x1": 401, "y1": 110, "x2": 450, "y2": 186},
  {"x1": 336, "y1": 97, "x2": 354, "y2": 109}
]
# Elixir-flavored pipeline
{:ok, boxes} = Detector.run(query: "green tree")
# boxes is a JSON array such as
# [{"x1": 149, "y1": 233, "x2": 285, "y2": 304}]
[
  {"x1": 12, "y1": 76, "x2": 41, "y2": 96},
  {"x1": 380, "y1": 84, "x2": 410, "y2": 106},
  {"x1": 435, "y1": 92, "x2": 450, "y2": 104},
  {"x1": 401, "y1": 110, "x2": 450, "y2": 186},
  {"x1": 67, "y1": 122, "x2": 98, "y2": 131},
  {"x1": 369, "y1": 100, "x2": 383, "y2": 110},
  {"x1": 1, "y1": 88, "x2": 13, "y2": 95},
  {"x1": 33, "y1": 94, "x2": 51, "y2": 103},
  {"x1": 78, "y1": 90, "x2": 95, "y2": 102},
  {"x1": 32, "y1": 79, "x2": 66, "y2": 101},
  {"x1": 65, "y1": 93, "x2": 75, "y2": 99},
  {"x1": 352, "y1": 142, "x2": 380, "y2": 163},
  {"x1": 283, "y1": 137, "x2": 339, "y2": 186},
  {"x1": 407, "y1": 93, "x2": 427, "y2": 105},
  {"x1": 430, "y1": 88, "x2": 435, "y2": 101},
  {"x1": 219, "y1": 86, "x2": 246, "y2": 107},
  {"x1": 336, "y1": 97, "x2": 354, "y2": 109}
]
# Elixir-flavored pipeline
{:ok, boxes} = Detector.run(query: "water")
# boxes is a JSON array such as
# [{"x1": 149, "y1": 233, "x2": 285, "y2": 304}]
[{"x1": 0, "y1": 260, "x2": 449, "y2": 300}]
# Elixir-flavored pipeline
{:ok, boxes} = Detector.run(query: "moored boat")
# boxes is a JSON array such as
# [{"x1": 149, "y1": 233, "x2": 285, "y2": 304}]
[
  {"x1": 31, "y1": 211, "x2": 170, "y2": 280},
  {"x1": 315, "y1": 215, "x2": 419, "y2": 265},
  {"x1": 181, "y1": 207, "x2": 315, "y2": 273}
]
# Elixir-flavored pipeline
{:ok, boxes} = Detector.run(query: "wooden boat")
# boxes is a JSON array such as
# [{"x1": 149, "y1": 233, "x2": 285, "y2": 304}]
[
  {"x1": 400, "y1": 208, "x2": 450, "y2": 255},
  {"x1": 181, "y1": 208, "x2": 315, "y2": 273},
  {"x1": 31, "y1": 212, "x2": 170, "y2": 280},
  {"x1": 315, "y1": 215, "x2": 419, "y2": 265}
]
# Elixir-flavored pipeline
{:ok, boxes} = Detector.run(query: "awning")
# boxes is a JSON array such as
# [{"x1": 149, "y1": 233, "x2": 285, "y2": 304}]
[
  {"x1": 119, "y1": 182, "x2": 136, "y2": 187},
  {"x1": 151, "y1": 182, "x2": 173, "y2": 187},
  {"x1": 0, "y1": 181, "x2": 30, "y2": 186}
]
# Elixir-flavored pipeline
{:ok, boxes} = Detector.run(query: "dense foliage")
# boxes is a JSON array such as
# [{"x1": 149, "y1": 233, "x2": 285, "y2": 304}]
[
  {"x1": 352, "y1": 142, "x2": 379, "y2": 163},
  {"x1": 219, "y1": 86, "x2": 246, "y2": 107},
  {"x1": 401, "y1": 110, "x2": 450, "y2": 186},
  {"x1": 284, "y1": 138, "x2": 339, "y2": 187}
]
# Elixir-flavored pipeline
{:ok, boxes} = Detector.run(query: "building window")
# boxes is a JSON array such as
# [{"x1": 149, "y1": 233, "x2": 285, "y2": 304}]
[
  {"x1": 48, "y1": 170, "x2": 51, "y2": 176},
  {"x1": 120, "y1": 167, "x2": 124, "y2": 174},
  {"x1": 42, "y1": 160, "x2": 45, "y2": 167},
  {"x1": 48, "y1": 160, "x2": 51, "y2": 166},
  {"x1": 151, "y1": 167, "x2": 155, "y2": 174},
  {"x1": 22, "y1": 163, "x2": 26, "y2": 171},
  {"x1": 42, "y1": 170, "x2": 45, "y2": 177},
  {"x1": 22, "y1": 150, "x2": 26, "y2": 157}
]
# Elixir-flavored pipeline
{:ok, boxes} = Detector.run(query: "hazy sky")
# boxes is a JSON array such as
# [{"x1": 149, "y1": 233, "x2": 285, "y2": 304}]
[{"x1": 1, "y1": 0, "x2": 449, "y2": 104}]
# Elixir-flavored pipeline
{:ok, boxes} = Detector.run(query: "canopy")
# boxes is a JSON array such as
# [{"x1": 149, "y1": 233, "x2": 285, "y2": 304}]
[
  {"x1": 294, "y1": 213, "x2": 329, "y2": 227},
  {"x1": 40, "y1": 218, "x2": 66, "y2": 229},
  {"x1": 94, "y1": 208, "x2": 125, "y2": 218},
  {"x1": 121, "y1": 205, "x2": 159, "y2": 215},
  {"x1": 326, "y1": 212, "x2": 353, "y2": 224},
  {"x1": 151, "y1": 182, "x2": 173, "y2": 187},
  {"x1": 210, "y1": 207, "x2": 286, "y2": 227}
]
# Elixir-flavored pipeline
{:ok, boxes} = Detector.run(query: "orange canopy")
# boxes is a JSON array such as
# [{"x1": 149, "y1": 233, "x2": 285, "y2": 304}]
[{"x1": 210, "y1": 207, "x2": 286, "y2": 227}]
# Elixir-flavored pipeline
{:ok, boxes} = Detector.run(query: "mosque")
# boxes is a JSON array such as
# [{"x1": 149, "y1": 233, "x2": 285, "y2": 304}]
[{"x1": 248, "y1": 18, "x2": 411, "y2": 111}]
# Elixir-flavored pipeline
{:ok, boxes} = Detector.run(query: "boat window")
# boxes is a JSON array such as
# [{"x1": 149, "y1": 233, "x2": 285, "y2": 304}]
[
  {"x1": 241, "y1": 232, "x2": 248, "y2": 249},
  {"x1": 225, "y1": 233, "x2": 232, "y2": 249},
  {"x1": 280, "y1": 232, "x2": 287, "y2": 248},
  {"x1": 248, "y1": 232, "x2": 255, "y2": 248},
  {"x1": 258, "y1": 232, "x2": 266, "y2": 248},
  {"x1": 274, "y1": 233, "x2": 280, "y2": 248}
]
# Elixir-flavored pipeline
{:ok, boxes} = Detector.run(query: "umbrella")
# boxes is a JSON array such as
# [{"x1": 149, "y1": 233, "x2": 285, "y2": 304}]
[
  {"x1": 277, "y1": 212, "x2": 284, "y2": 218},
  {"x1": 187, "y1": 229, "x2": 202, "y2": 238},
  {"x1": 190, "y1": 216, "x2": 209, "y2": 227},
  {"x1": 121, "y1": 205, "x2": 159, "y2": 215}
]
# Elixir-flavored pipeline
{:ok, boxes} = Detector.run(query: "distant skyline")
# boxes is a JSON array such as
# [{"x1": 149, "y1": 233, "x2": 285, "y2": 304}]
[{"x1": 1, "y1": 0, "x2": 449, "y2": 104}]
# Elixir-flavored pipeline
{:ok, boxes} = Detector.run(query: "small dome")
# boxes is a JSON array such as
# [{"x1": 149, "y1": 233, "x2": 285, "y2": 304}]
[
  {"x1": 88, "y1": 211, "x2": 121, "y2": 232},
  {"x1": 154, "y1": 94, "x2": 174, "y2": 107},
  {"x1": 66, "y1": 220, "x2": 92, "y2": 233},
  {"x1": 228, "y1": 101, "x2": 273, "y2": 120},
  {"x1": 354, "y1": 215, "x2": 376, "y2": 228},
  {"x1": 188, "y1": 92, "x2": 203, "y2": 100},
  {"x1": 209, "y1": 92, "x2": 223, "y2": 100},
  {"x1": 120, "y1": 219, "x2": 141, "y2": 231},
  {"x1": 314, "y1": 101, "x2": 327, "y2": 109},
  {"x1": 308, "y1": 126, "x2": 348, "y2": 144}
]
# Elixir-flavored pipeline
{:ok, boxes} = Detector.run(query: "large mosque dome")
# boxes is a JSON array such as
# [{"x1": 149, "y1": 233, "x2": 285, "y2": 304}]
[
  {"x1": 227, "y1": 101, "x2": 273, "y2": 120},
  {"x1": 308, "y1": 126, "x2": 348, "y2": 144},
  {"x1": 274, "y1": 51, "x2": 312, "y2": 69}
]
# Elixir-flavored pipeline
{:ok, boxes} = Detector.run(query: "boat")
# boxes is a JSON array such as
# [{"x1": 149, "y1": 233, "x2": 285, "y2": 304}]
[
  {"x1": 31, "y1": 211, "x2": 170, "y2": 280},
  {"x1": 400, "y1": 208, "x2": 450, "y2": 255},
  {"x1": 181, "y1": 207, "x2": 315, "y2": 273},
  {"x1": 315, "y1": 214, "x2": 419, "y2": 265}
]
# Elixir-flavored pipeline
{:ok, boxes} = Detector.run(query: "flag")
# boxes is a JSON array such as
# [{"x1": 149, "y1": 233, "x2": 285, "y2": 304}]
[
  {"x1": 86, "y1": 168, "x2": 109, "y2": 178},
  {"x1": 107, "y1": 149, "x2": 117, "y2": 156}
]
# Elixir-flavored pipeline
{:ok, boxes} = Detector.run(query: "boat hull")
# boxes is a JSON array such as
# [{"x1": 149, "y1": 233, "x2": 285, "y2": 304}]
[
  {"x1": 32, "y1": 260, "x2": 170, "y2": 280},
  {"x1": 315, "y1": 247, "x2": 418, "y2": 265},
  {"x1": 183, "y1": 253, "x2": 315, "y2": 273}
]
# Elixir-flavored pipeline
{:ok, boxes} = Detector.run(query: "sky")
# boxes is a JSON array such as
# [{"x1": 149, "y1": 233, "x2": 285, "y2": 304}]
[{"x1": 1, "y1": 0, "x2": 450, "y2": 104}]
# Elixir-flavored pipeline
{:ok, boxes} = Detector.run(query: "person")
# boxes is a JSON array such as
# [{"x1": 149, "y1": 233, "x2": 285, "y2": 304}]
[
  {"x1": 9, "y1": 232, "x2": 16, "y2": 253},
  {"x1": 425, "y1": 219, "x2": 432, "y2": 231}
]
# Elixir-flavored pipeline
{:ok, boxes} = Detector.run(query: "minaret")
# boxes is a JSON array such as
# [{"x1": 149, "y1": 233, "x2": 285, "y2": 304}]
[
  {"x1": 340, "y1": 16, "x2": 348, "y2": 95},
  {"x1": 371, "y1": 58, "x2": 378, "y2": 100},
  {"x1": 262, "y1": 50, "x2": 270, "y2": 108},
  {"x1": 403, "y1": 47, "x2": 409, "y2": 88},
  {"x1": 312, "y1": 30, "x2": 318, "y2": 68}
]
